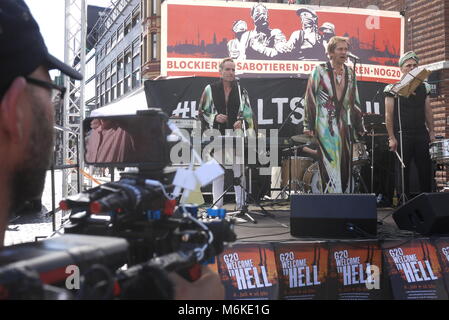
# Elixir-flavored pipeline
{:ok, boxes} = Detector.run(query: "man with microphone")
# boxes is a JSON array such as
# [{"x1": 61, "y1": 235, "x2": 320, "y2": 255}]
[
  {"x1": 199, "y1": 58, "x2": 255, "y2": 211},
  {"x1": 303, "y1": 36, "x2": 365, "y2": 193}
]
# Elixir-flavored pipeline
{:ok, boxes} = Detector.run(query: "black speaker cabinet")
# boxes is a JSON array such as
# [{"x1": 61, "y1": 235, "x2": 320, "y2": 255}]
[
  {"x1": 290, "y1": 194, "x2": 377, "y2": 238},
  {"x1": 393, "y1": 192, "x2": 449, "y2": 235}
]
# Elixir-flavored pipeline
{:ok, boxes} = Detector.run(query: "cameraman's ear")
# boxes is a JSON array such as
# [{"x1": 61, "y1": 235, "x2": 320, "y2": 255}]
[{"x1": 0, "y1": 77, "x2": 27, "y2": 143}]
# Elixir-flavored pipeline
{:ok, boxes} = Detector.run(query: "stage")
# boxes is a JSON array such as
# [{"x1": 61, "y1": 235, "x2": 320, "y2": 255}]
[
  {"x1": 203, "y1": 199, "x2": 449, "y2": 300},
  {"x1": 224, "y1": 202, "x2": 407, "y2": 243}
]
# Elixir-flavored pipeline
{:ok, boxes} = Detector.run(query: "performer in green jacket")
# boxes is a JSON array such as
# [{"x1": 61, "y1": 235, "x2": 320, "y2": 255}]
[
  {"x1": 199, "y1": 58, "x2": 254, "y2": 210},
  {"x1": 304, "y1": 36, "x2": 365, "y2": 193}
]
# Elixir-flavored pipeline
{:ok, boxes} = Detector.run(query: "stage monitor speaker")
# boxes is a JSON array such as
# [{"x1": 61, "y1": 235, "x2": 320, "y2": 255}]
[
  {"x1": 290, "y1": 194, "x2": 377, "y2": 238},
  {"x1": 393, "y1": 192, "x2": 449, "y2": 235}
]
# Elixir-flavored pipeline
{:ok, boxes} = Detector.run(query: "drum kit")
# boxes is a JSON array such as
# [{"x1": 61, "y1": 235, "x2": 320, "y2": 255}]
[
  {"x1": 277, "y1": 114, "x2": 388, "y2": 197},
  {"x1": 278, "y1": 133, "x2": 371, "y2": 196},
  {"x1": 430, "y1": 138, "x2": 449, "y2": 164}
]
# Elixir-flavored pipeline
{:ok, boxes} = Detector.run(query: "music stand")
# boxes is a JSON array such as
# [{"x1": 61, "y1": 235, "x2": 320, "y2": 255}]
[{"x1": 389, "y1": 67, "x2": 430, "y2": 203}]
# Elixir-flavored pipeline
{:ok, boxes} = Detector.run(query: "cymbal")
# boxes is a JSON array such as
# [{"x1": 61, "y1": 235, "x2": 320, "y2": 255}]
[
  {"x1": 291, "y1": 134, "x2": 317, "y2": 144},
  {"x1": 365, "y1": 122, "x2": 386, "y2": 132}
]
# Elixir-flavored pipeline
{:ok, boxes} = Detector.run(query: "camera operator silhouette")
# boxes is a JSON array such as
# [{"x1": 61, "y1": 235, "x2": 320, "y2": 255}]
[{"x1": 0, "y1": 0, "x2": 224, "y2": 300}]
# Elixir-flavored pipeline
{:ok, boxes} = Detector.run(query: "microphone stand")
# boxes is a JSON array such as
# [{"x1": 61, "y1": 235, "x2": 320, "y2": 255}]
[
  {"x1": 348, "y1": 56, "x2": 358, "y2": 193},
  {"x1": 397, "y1": 96, "x2": 407, "y2": 204},
  {"x1": 368, "y1": 88, "x2": 381, "y2": 194},
  {"x1": 232, "y1": 80, "x2": 273, "y2": 223},
  {"x1": 276, "y1": 100, "x2": 304, "y2": 199},
  {"x1": 278, "y1": 100, "x2": 302, "y2": 135},
  {"x1": 390, "y1": 88, "x2": 407, "y2": 204}
]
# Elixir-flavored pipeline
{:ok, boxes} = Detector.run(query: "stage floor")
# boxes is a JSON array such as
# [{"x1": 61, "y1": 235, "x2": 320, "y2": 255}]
[{"x1": 211, "y1": 201, "x2": 415, "y2": 243}]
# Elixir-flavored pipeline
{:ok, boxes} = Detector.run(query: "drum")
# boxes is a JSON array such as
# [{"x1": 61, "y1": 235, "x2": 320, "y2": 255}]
[
  {"x1": 303, "y1": 162, "x2": 322, "y2": 193},
  {"x1": 303, "y1": 162, "x2": 357, "y2": 193},
  {"x1": 352, "y1": 142, "x2": 369, "y2": 165},
  {"x1": 281, "y1": 157, "x2": 314, "y2": 187},
  {"x1": 429, "y1": 139, "x2": 449, "y2": 163}
]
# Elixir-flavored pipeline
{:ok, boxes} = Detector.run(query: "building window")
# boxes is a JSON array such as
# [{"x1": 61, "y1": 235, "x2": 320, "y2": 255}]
[
  {"x1": 143, "y1": 35, "x2": 148, "y2": 63},
  {"x1": 117, "y1": 25, "x2": 124, "y2": 43},
  {"x1": 133, "y1": 37, "x2": 140, "y2": 54},
  {"x1": 106, "y1": 66, "x2": 111, "y2": 83},
  {"x1": 124, "y1": 76, "x2": 130, "y2": 94},
  {"x1": 111, "y1": 64, "x2": 117, "y2": 86},
  {"x1": 117, "y1": 81, "x2": 122, "y2": 98},
  {"x1": 132, "y1": 68, "x2": 141, "y2": 89},
  {"x1": 124, "y1": 15, "x2": 132, "y2": 35},
  {"x1": 117, "y1": 56, "x2": 124, "y2": 81},
  {"x1": 132, "y1": 5, "x2": 140, "y2": 27},
  {"x1": 132, "y1": 38, "x2": 141, "y2": 89},
  {"x1": 151, "y1": 32, "x2": 157, "y2": 61},
  {"x1": 132, "y1": 54, "x2": 141, "y2": 74},
  {"x1": 125, "y1": 49, "x2": 132, "y2": 76},
  {"x1": 100, "y1": 69, "x2": 105, "y2": 95},
  {"x1": 101, "y1": 47, "x2": 106, "y2": 61},
  {"x1": 111, "y1": 31, "x2": 117, "y2": 49},
  {"x1": 105, "y1": 77, "x2": 110, "y2": 92},
  {"x1": 152, "y1": 0, "x2": 157, "y2": 16},
  {"x1": 111, "y1": 86, "x2": 116, "y2": 101}
]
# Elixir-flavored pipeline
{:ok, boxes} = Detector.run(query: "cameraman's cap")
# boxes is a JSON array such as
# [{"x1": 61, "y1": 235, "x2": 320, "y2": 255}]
[{"x1": 0, "y1": 0, "x2": 83, "y2": 93}]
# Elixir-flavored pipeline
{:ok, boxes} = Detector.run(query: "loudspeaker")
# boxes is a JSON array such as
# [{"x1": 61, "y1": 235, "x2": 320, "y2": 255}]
[
  {"x1": 393, "y1": 192, "x2": 449, "y2": 235},
  {"x1": 290, "y1": 194, "x2": 377, "y2": 238}
]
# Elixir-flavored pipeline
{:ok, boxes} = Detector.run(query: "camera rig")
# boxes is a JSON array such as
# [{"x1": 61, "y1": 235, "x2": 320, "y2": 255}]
[{"x1": 0, "y1": 109, "x2": 235, "y2": 299}]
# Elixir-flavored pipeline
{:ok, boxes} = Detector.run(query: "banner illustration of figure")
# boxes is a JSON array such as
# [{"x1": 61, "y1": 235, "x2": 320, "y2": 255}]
[
  {"x1": 165, "y1": 1, "x2": 402, "y2": 80},
  {"x1": 244, "y1": 3, "x2": 289, "y2": 60},
  {"x1": 227, "y1": 20, "x2": 249, "y2": 60},
  {"x1": 284, "y1": 8, "x2": 330, "y2": 61}
]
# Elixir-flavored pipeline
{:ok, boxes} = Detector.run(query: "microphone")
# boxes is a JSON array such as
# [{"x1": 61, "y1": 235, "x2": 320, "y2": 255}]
[
  {"x1": 348, "y1": 52, "x2": 360, "y2": 61},
  {"x1": 371, "y1": 88, "x2": 381, "y2": 106}
]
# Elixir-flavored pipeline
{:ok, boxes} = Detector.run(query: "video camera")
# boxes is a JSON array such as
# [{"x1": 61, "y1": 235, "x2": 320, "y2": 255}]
[{"x1": 0, "y1": 109, "x2": 233, "y2": 299}]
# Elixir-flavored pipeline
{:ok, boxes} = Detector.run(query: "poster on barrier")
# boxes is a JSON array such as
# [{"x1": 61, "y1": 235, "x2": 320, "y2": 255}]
[
  {"x1": 382, "y1": 239, "x2": 448, "y2": 300},
  {"x1": 431, "y1": 237, "x2": 449, "y2": 293},
  {"x1": 273, "y1": 242, "x2": 328, "y2": 300},
  {"x1": 216, "y1": 243, "x2": 279, "y2": 300},
  {"x1": 328, "y1": 241, "x2": 383, "y2": 300}
]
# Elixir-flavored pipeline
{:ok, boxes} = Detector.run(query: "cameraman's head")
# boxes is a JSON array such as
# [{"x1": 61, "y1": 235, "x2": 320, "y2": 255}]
[{"x1": 0, "y1": 0, "x2": 82, "y2": 246}]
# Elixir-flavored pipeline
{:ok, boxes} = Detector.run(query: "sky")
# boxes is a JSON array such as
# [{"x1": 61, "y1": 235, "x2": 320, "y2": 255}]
[{"x1": 25, "y1": 0, "x2": 112, "y2": 76}]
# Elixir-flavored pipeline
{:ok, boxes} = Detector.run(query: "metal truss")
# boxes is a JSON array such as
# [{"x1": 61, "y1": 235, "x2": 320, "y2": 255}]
[
  {"x1": 62, "y1": 0, "x2": 133, "y2": 198},
  {"x1": 63, "y1": 0, "x2": 86, "y2": 197}
]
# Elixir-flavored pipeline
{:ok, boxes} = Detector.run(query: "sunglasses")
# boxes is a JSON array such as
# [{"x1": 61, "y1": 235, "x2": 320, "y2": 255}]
[{"x1": 25, "y1": 77, "x2": 66, "y2": 101}]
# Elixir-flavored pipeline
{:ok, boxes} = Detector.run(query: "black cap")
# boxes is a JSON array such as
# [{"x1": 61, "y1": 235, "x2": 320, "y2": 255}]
[{"x1": 0, "y1": 0, "x2": 83, "y2": 93}]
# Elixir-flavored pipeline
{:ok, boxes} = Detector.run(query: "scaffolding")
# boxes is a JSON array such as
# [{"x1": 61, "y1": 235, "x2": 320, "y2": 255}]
[{"x1": 62, "y1": 0, "x2": 86, "y2": 201}]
